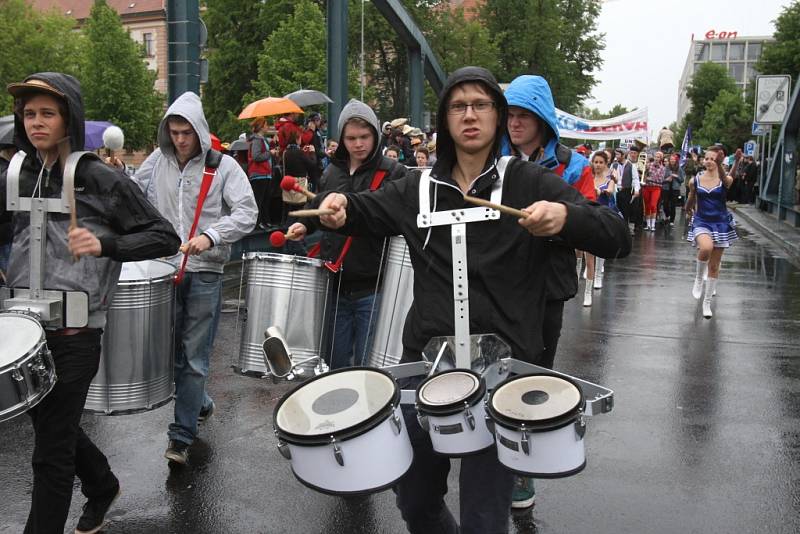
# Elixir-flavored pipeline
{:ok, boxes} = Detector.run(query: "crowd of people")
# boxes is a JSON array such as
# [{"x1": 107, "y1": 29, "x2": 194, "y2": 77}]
[{"x1": 0, "y1": 63, "x2": 757, "y2": 534}]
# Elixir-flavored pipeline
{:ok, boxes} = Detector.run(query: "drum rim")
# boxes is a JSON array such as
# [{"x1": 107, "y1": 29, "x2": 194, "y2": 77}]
[
  {"x1": 117, "y1": 259, "x2": 177, "y2": 285},
  {"x1": 273, "y1": 366, "x2": 400, "y2": 445},
  {"x1": 486, "y1": 373, "x2": 585, "y2": 432},
  {"x1": 244, "y1": 251, "x2": 323, "y2": 267},
  {"x1": 0, "y1": 312, "x2": 45, "y2": 370},
  {"x1": 415, "y1": 369, "x2": 486, "y2": 416}
]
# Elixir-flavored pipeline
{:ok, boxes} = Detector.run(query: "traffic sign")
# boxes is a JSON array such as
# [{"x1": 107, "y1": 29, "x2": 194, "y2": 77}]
[
  {"x1": 752, "y1": 122, "x2": 771, "y2": 136},
  {"x1": 755, "y1": 75, "x2": 792, "y2": 124},
  {"x1": 743, "y1": 140, "x2": 757, "y2": 157}
]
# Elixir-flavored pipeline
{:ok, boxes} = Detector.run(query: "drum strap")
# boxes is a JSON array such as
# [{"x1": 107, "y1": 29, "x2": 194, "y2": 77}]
[
  {"x1": 174, "y1": 163, "x2": 218, "y2": 285},
  {"x1": 323, "y1": 169, "x2": 387, "y2": 273}
]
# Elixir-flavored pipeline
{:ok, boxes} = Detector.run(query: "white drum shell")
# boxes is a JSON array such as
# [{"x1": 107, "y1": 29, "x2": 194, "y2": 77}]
[
  {"x1": 422, "y1": 400, "x2": 494, "y2": 456},
  {"x1": 283, "y1": 405, "x2": 413, "y2": 494},
  {"x1": 493, "y1": 420, "x2": 586, "y2": 477},
  {"x1": 368, "y1": 237, "x2": 413, "y2": 367}
]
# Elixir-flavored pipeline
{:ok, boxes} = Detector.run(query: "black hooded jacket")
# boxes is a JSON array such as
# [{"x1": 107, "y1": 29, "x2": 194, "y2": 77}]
[
  {"x1": 0, "y1": 72, "x2": 180, "y2": 326},
  {"x1": 317, "y1": 67, "x2": 631, "y2": 360}
]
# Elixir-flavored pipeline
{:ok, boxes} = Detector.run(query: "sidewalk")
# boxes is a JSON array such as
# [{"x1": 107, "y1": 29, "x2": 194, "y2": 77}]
[{"x1": 729, "y1": 202, "x2": 800, "y2": 264}]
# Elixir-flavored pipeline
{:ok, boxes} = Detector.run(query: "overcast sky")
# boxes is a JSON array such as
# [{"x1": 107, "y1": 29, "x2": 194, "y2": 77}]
[{"x1": 591, "y1": 0, "x2": 791, "y2": 139}]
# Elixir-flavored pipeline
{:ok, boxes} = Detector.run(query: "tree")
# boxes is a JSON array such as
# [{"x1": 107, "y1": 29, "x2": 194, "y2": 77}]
[
  {"x1": 696, "y1": 89, "x2": 751, "y2": 150},
  {"x1": 0, "y1": 0, "x2": 85, "y2": 114},
  {"x1": 203, "y1": 0, "x2": 297, "y2": 141},
  {"x1": 684, "y1": 62, "x2": 738, "y2": 133},
  {"x1": 481, "y1": 0, "x2": 605, "y2": 113},
  {"x1": 757, "y1": 0, "x2": 800, "y2": 81},
  {"x1": 80, "y1": 0, "x2": 163, "y2": 150},
  {"x1": 249, "y1": 0, "x2": 327, "y2": 112}
]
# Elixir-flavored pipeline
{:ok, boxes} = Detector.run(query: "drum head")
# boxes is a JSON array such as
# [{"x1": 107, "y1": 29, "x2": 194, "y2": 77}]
[
  {"x1": 119, "y1": 259, "x2": 175, "y2": 281},
  {"x1": 491, "y1": 375, "x2": 582, "y2": 424},
  {"x1": 275, "y1": 368, "x2": 397, "y2": 440},
  {"x1": 0, "y1": 314, "x2": 43, "y2": 366},
  {"x1": 419, "y1": 371, "x2": 479, "y2": 406}
]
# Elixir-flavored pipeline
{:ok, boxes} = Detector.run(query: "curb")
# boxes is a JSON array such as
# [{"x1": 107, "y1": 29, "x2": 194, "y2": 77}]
[{"x1": 730, "y1": 205, "x2": 800, "y2": 265}]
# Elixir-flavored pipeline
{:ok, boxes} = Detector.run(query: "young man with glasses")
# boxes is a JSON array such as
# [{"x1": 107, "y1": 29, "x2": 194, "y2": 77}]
[{"x1": 312, "y1": 66, "x2": 630, "y2": 534}]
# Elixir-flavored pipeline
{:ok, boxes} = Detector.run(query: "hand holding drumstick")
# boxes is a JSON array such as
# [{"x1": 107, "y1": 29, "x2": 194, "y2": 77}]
[{"x1": 462, "y1": 195, "x2": 567, "y2": 236}]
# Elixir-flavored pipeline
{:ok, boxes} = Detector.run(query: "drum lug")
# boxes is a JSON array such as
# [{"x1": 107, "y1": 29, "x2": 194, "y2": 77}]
[
  {"x1": 484, "y1": 415, "x2": 495, "y2": 435},
  {"x1": 11, "y1": 368, "x2": 24, "y2": 382},
  {"x1": 390, "y1": 412, "x2": 403, "y2": 435},
  {"x1": 276, "y1": 440, "x2": 292, "y2": 460},
  {"x1": 417, "y1": 412, "x2": 430, "y2": 432},
  {"x1": 463, "y1": 402, "x2": 476, "y2": 431},
  {"x1": 521, "y1": 426, "x2": 530, "y2": 456},
  {"x1": 574, "y1": 412, "x2": 587, "y2": 439},
  {"x1": 331, "y1": 437, "x2": 344, "y2": 467}
]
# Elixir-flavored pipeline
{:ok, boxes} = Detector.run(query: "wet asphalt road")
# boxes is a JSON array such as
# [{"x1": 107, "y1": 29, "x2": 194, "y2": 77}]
[{"x1": 1, "y1": 211, "x2": 799, "y2": 534}]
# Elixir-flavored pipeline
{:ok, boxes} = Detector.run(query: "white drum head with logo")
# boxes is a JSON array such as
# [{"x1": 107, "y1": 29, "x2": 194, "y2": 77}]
[
  {"x1": 119, "y1": 259, "x2": 175, "y2": 282},
  {"x1": 0, "y1": 314, "x2": 43, "y2": 366},
  {"x1": 491, "y1": 375, "x2": 581, "y2": 422},
  {"x1": 419, "y1": 371, "x2": 479, "y2": 406},
  {"x1": 276, "y1": 369, "x2": 396, "y2": 437}
]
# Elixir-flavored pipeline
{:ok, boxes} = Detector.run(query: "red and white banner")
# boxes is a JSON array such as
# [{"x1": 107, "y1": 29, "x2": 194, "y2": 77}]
[{"x1": 556, "y1": 107, "x2": 649, "y2": 141}]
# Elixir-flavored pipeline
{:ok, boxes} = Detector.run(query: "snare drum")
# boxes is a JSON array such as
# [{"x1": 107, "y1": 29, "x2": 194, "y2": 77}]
[
  {"x1": 486, "y1": 374, "x2": 587, "y2": 478},
  {"x1": 273, "y1": 367, "x2": 413, "y2": 495},
  {"x1": 415, "y1": 369, "x2": 494, "y2": 456},
  {"x1": 0, "y1": 312, "x2": 56, "y2": 422}
]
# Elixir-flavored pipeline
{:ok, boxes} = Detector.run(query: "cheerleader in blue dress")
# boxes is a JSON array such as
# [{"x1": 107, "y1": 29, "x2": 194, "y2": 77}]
[{"x1": 685, "y1": 146, "x2": 737, "y2": 318}]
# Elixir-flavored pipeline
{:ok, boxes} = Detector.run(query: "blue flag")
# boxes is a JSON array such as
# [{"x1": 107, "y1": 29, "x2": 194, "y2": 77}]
[{"x1": 680, "y1": 124, "x2": 692, "y2": 166}]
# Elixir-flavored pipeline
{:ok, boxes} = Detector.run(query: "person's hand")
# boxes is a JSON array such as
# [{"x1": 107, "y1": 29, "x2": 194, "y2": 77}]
[
  {"x1": 68, "y1": 227, "x2": 102, "y2": 258},
  {"x1": 319, "y1": 193, "x2": 348, "y2": 229},
  {"x1": 180, "y1": 234, "x2": 213, "y2": 255},
  {"x1": 518, "y1": 201, "x2": 568, "y2": 236},
  {"x1": 287, "y1": 223, "x2": 307, "y2": 240},
  {"x1": 104, "y1": 156, "x2": 125, "y2": 170}
]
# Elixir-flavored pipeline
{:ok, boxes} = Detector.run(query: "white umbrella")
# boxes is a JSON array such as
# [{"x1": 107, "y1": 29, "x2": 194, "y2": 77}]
[{"x1": 284, "y1": 89, "x2": 333, "y2": 108}]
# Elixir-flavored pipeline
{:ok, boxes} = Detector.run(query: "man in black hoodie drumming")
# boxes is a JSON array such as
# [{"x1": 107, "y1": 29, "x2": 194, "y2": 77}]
[
  {"x1": 288, "y1": 99, "x2": 405, "y2": 369},
  {"x1": 0, "y1": 73, "x2": 179, "y2": 534},
  {"x1": 314, "y1": 67, "x2": 631, "y2": 533}
]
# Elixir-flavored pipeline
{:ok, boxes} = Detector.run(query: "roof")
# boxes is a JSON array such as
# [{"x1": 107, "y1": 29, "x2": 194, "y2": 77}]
[{"x1": 30, "y1": 0, "x2": 165, "y2": 21}]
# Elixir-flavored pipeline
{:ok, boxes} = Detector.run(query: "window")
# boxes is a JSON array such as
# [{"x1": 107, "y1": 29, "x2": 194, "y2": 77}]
[
  {"x1": 695, "y1": 43, "x2": 709, "y2": 61},
  {"x1": 711, "y1": 43, "x2": 727, "y2": 61},
  {"x1": 143, "y1": 32, "x2": 154, "y2": 57},
  {"x1": 729, "y1": 62, "x2": 745, "y2": 83},
  {"x1": 729, "y1": 43, "x2": 745, "y2": 60},
  {"x1": 747, "y1": 42, "x2": 762, "y2": 60},
  {"x1": 746, "y1": 64, "x2": 758, "y2": 81}
]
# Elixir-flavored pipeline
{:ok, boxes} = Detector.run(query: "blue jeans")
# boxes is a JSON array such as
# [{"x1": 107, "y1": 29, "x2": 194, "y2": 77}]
[
  {"x1": 168, "y1": 271, "x2": 222, "y2": 445},
  {"x1": 328, "y1": 291, "x2": 380, "y2": 369}
]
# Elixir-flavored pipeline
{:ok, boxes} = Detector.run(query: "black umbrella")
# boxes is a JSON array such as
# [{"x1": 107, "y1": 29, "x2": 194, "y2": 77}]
[
  {"x1": 0, "y1": 115, "x2": 14, "y2": 146},
  {"x1": 284, "y1": 89, "x2": 333, "y2": 108}
]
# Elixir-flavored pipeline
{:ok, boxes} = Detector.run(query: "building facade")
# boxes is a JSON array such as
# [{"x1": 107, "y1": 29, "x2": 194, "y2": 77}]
[{"x1": 677, "y1": 30, "x2": 773, "y2": 121}]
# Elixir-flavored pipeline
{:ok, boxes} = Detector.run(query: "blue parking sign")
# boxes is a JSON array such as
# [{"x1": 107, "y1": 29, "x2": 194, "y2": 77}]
[{"x1": 743, "y1": 140, "x2": 757, "y2": 157}]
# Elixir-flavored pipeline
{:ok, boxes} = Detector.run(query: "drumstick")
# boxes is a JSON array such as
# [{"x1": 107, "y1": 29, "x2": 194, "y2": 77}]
[
  {"x1": 288, "y1": 208, "x2": 335, "y2": 218},
  {"x1": 280, "y1": 175, "x2": 316, "y2": 200},
  {"x1": 463, "y1": 195, "x2": 528, "y2": 219}
]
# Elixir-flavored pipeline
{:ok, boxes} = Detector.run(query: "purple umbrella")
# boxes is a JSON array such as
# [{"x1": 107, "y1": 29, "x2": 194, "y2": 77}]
[{"x1": 84, "y1": 121, "x2": 115, "y2": 150}]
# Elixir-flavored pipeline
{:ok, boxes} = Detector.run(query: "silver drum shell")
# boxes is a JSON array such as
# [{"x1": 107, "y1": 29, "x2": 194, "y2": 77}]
[
  {"x1": 368, "y1": 236, "x2": 413, "y2": 367},
  {"x1": 85, "y1": 260, "x2": 176, "y2": 414},
  {"x1": 238, "y1": 252, "x2": 328, "y2": 375}
]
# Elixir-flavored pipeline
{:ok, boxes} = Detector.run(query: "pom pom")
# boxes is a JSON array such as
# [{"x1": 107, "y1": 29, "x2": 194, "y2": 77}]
[
  {"x1": 280, "y1": 175, "x2": 297, "y2": 191},
  {"x1": 269, "y1": 231, "x2": 286, "y2": 248},
  {"x1": 102, "y1": 126, "x2": 125, "y2": 150}
]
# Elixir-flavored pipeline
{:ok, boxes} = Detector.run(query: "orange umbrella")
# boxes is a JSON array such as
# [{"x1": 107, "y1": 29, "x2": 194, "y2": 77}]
[{"x1": 238, "y1": 97, "x2": 303, "y2": 120}]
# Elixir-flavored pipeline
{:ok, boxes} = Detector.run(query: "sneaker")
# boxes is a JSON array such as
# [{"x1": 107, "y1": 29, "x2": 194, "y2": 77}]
[
  {"x1": 511, "y1": 476, "x2": 536, "y2": 509},
  {"x1": 165, "y1": 440, "x2": 189, "y2": 465},
  {"x1": 199, "y1": 400, "x2": 215, "y2": 423},
  {"x1": 74, "y1": 482, "x2": 121, "y2": 534}
]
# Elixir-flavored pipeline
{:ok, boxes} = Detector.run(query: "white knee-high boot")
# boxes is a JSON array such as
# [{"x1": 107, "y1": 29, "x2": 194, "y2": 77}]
[
  {"x1": 692, "y1": 259, "x2": 708, "y2": 299},
  {"x1": 594, "y1": 258, "x2": 605, "y2": 289},
  {"x1": 576, "y1": 256, "x2": 583, "y2": 281},
  {"x1": 703, "y1": 277, "x2": 717, "y2": 318},
  {"x1": 583, "y1": 279, "x2": 593, "y2": 306}
]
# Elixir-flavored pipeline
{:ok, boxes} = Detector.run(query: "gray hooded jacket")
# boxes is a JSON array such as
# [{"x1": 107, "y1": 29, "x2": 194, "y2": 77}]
[{"x1": 134, "y1": 92, "x2": 257, "y2": 273}]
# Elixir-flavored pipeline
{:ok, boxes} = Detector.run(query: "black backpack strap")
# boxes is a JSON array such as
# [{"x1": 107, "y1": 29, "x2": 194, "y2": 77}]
[
  {"x1": 555, "y1": 143, "x2": 573, "y2": 166},
  {"x1": 205, "y1": 149, "x2": 223, "y2": 169}
]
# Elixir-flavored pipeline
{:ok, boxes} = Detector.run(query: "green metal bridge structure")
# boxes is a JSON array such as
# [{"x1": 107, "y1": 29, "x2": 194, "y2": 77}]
[{"x1": 760, "y1": 80, "x2": 800, "y2": 227}]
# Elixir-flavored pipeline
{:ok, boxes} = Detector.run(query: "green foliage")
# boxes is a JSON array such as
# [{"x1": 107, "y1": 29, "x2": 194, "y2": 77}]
[
  {"x1": 481, "y1": 0, "x2": 605, "y2": 113},
  {"x1": 203, "y1": 0, "x2": 296, "y2": 141},
  {"x1": 0, "y1": 0, "x2": 85, "y2": 114},
  {"x1": 684, "y1": 62, "x2": 738, "y2": 132},
  {"x1": 249, "y1": 0, "x2": 326, "y2": 115},
  {"x1": 695, "y1": 89, "x2": 751, "y2": 150},
  {"x1": 577, "y1": 104, "x2": 631, "y2": 120},
  {"x1": 81, "y1": 0, "x2": 163, "y2": 150},
  {"x1": 757, "y1": 0, "x2": 800, "y2": 81}
]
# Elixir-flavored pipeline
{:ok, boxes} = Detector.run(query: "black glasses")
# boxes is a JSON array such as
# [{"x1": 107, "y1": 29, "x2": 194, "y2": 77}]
[{"x1": 447, "y1": 101, "x2": 496, "y2": 115}]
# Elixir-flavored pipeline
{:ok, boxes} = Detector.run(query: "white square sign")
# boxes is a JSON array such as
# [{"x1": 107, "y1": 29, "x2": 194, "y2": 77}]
[{"x1": 755, "y1": 75, "x2": 792, "y2": 124}]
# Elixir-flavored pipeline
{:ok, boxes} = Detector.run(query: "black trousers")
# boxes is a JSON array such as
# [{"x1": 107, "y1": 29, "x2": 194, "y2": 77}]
[
  {"x1": 24, "y1": 330, "x2": 117, "y2": 534},
  {"x1": 537, "y1": 299, "x2": 565, "y2": 370},
  {"x1": 662, "y1": 189, "x2": 680, "y2": 223},
  {"x1": 249, "y1": 178, "x2": 272, "y2": 226},
  {"x1": 617, "y1": 188, "x2": 633, "y2": 225}
]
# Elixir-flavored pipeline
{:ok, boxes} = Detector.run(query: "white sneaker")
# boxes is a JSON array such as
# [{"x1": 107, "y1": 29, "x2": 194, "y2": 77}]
[{"x1": 583, "y1": 282, "x2": 593, "y2": 307}]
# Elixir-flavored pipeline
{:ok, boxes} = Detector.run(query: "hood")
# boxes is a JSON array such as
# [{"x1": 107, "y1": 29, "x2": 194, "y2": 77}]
[
  {"x1": 11, "y1": 72, "x2": 85, "y2": 154},
  {"x1": 157, "y1": 91, "x2": 211, "y2": 158},
  {"x1": 434, "y1": 66, "x2": 507, "y2": 174},
  {"x1": 504, "y1": 75, "x2": 559, "y2": 143},
  {"x1": 333, "y1": 98, "x2": 381, "y2": 165}
]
